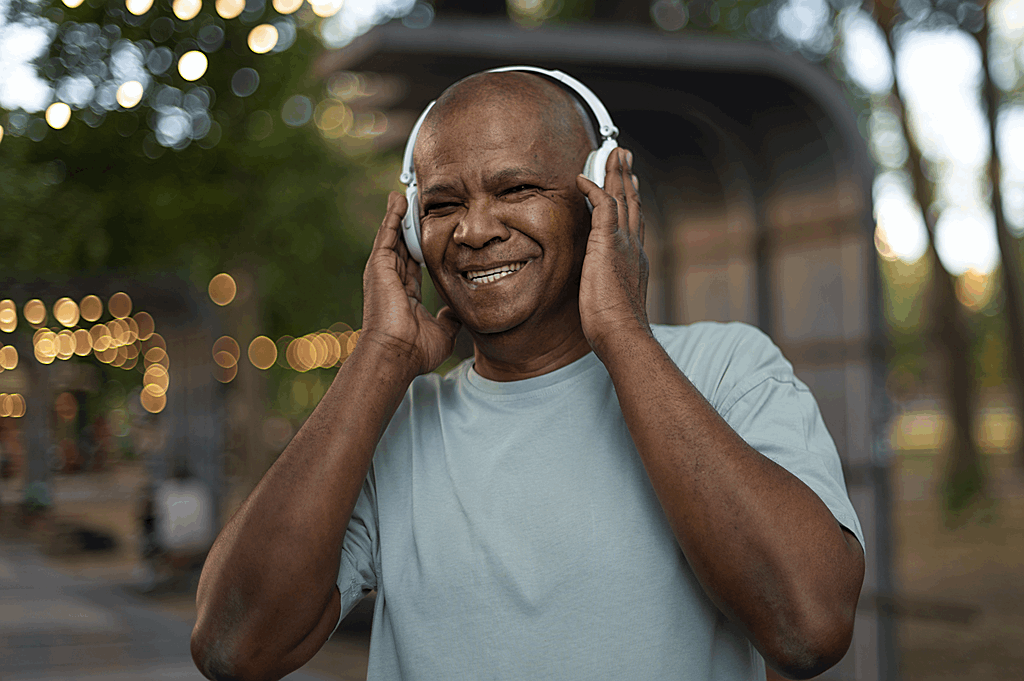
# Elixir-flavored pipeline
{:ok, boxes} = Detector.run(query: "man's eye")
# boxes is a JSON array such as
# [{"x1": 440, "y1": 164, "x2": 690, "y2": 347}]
[
  {"x1": 425, "y1": 202, "x2": 459, "y2": 215},
  {"x1": 503, "y1": 185, "x2": 538, "y2": 196}
]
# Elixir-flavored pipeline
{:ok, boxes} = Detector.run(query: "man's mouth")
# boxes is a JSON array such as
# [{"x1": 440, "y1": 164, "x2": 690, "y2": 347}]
[{"x1": 462, "y1": 261, "x2": 527, "y2": 285}]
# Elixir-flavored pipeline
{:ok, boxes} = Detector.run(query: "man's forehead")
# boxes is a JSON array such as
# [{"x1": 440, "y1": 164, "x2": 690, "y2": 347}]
[{"x1": 413, "y1": 71, "x2": 593, "y2": 173}]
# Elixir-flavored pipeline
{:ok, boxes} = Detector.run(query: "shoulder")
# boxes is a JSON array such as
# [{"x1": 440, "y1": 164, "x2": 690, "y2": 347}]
[
  {"x1": 651, "y1": 322, "x2": 795, "y2": 412},
  {"x1": 387, "y1": 359, "x2": 472, "y2": 425}
]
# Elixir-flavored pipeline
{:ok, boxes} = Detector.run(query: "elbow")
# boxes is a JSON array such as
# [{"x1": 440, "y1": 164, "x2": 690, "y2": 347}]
[
  {"x1": 191, "y1": 619, "x2": 259, "y2": 681},
  {"x1": 764, "y1": 604, "x2": 857, "y2": 680}
]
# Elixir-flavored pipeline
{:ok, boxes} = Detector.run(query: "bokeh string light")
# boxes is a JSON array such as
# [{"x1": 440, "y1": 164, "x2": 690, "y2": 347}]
[
  {"x1": 0, "y1": 300, "x2": 17, "y2": 333},
  {"x1": 125, "y1": 0, "x2": 154, "y2": 15},
  {"x1": 216, "y1": 0, "x2": 245, "y2": 19},
  {"x1": 116, "y1": 81, "x2": 144, "y2": 109},
  {"x1": 45, "y1": 103, "x2": 71, "y2": 130},
  {"x1": 178, "y1": 51, "x2": 209, "y2": 82},
  {"x1": 173, "y1": 0, "x2": 203, "y2": 21},
  {"x1": 248, "y1": 25, "x2": 280, "y2": 54},
  {"x1": 3, "y1": 292, "x2": 170, "y2": 416},
  {"x1": 208, "y1": 273, "x2": 237, "y2": 306},
  {"x1": 273, "y1": 0, "x2": 303, "y2": 13}
]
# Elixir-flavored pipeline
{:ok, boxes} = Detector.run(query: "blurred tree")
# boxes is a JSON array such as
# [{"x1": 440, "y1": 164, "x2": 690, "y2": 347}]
[
  {"x1": 0, "y1": 0, "x2": 386, "y2": 348},
  {"x1": 869, "y1": 0, "x2": 998, "y2": 521}
]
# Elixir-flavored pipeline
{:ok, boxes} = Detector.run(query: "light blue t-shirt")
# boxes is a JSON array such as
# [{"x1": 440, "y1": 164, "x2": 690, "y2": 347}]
[{"x1": 334, "y1": 322, "x2": 864, "y2": 680}]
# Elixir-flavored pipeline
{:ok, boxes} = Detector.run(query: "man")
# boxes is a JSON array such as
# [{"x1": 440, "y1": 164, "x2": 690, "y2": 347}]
[{"x1": 191, "y1": 70, "x2": 865, "y2": 681}]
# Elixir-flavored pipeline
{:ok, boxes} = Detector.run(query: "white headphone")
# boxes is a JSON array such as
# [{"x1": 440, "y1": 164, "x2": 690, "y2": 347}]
[{"x1": 398, "y1": 65, "x2": 620, "y2": 264}]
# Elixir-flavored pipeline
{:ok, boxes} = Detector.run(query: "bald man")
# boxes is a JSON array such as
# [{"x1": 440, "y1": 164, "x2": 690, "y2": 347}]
[{"x1": 191, "y1": 72, "x2": 865, "y2": 681}]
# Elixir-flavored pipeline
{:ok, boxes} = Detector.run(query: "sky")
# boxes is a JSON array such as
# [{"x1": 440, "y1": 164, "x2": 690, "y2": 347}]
[{"x1": 2, "y1": 0, "x2": 1023, "y2": 278}]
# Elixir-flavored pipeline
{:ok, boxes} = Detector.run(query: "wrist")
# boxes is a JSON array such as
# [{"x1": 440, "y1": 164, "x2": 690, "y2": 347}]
[
  {"x1": 347, "y1": 330, "x2": 423, "y2": 384},
  {"x1": 589, "y1": 319, "x2": 654, "y2": 363}
]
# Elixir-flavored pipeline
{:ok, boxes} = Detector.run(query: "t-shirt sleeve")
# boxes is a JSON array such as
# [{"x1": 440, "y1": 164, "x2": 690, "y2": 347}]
[
  {"x1": 333, "y1": 466, "x2": 379, "y2": 635},
  {"x1": 721, "y1": 370, "x2": 865, "y2": 551},
  {"x1": 659, "y1": 322, "x2": 865, "y2": 552}
]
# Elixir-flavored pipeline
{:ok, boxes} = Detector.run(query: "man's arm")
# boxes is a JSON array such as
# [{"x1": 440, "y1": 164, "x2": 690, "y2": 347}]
[
  {"x1": 190, "y1": 194, "x2": 460, "y2": 681},
  {"x1": 577, "y1": 150, "x2": 864, "y2": 679}
]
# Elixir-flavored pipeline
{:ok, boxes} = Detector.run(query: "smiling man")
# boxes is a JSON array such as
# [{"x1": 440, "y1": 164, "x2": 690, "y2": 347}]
[{"x1": 191, "y1": 70, "x2": 865, "y2": 681}]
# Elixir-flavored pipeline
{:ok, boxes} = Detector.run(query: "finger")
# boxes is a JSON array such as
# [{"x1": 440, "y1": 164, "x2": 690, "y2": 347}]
[
  {"x1": 613, "y1": 149, "x2": 630, "y2": 233},
  {"x1": 372, "y1": 191, "x2": 408, "y2": 253},
  {"x1": 404, "y1": 250, "x2": 423, "y2": 300},
  {"x1": 576, "y1": 174, "x2": 618, "y2": 231},
  {"x1": 620, "y1": 150, "x2": 644, "y2": 241}
]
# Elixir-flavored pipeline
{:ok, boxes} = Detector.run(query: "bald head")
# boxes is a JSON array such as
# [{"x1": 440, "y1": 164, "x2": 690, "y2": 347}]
[{"x1": 416, "y1": 71, "x2": 598, "y2": 169}]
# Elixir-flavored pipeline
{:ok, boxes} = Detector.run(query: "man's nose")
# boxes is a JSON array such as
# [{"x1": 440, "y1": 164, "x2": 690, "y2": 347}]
[{"x1": 452, "y1": 202, "x2": 510, "y2": 249}]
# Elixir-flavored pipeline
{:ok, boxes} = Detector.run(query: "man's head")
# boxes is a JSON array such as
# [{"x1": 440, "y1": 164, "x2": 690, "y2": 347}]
[{"x1": 410, "y1": 71, "x2": 599, "y2": 337}]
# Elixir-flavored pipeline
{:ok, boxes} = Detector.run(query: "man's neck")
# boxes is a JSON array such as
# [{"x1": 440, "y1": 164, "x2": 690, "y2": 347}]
[{"x1": 469, "y1": 317, "x2": 592, "y2": 382}]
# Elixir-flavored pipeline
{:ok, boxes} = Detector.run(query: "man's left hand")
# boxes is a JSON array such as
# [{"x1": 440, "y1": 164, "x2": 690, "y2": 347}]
[{"x1": 576, "y1": 147, "x2": 651, "y2": 356}]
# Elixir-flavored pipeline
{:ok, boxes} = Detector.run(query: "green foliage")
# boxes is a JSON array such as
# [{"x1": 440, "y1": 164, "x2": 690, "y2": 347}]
[{"x1": 0, "y1": 0, "x2": 388, "y2": 339}]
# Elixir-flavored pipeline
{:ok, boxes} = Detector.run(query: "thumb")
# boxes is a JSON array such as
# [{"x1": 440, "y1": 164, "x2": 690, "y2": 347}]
[{"x1": 436, "y1": 306, "x2": 463, "y2": 340}]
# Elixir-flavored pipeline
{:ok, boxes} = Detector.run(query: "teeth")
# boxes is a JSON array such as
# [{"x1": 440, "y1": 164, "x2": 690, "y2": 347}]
[{"x1": 465, "y1": 262, "x2": 524, "y2": 284}]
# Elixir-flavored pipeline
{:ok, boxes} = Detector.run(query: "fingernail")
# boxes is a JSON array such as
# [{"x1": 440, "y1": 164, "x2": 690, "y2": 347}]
[
  {"x1": 631, "y1": 175, "x2": 639, "y2": 190},
  {"x1": 626, "y1": 150, "x2": 633, "y2": 167}
]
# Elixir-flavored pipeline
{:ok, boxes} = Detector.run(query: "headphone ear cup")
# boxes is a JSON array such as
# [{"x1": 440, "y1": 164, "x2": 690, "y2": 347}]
[
  {"x1": 402, "y1": 185, "x2": 425, "y2": 264},
  {"x1": 584, "y1": 140, "x2": 618, "y2": 189}
]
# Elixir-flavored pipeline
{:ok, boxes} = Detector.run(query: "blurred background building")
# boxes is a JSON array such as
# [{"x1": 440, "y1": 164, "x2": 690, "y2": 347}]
[{"x1": 2, "y1": 1, "x2": 1023, "y2": 680}]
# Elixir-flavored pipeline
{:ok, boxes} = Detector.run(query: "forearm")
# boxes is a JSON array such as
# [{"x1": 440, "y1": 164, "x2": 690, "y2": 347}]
[
  {"x1": 192, "y1": 338, "x2": 417, "y2": 679},
  {"x1": 598, "y1": 332, "x2": 863, "y2": 677}
]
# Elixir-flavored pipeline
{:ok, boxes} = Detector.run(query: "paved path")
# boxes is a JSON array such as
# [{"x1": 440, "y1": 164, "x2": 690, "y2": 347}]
[{"x1": 0, "y1": 541, "x2": 344, "y2": 681}]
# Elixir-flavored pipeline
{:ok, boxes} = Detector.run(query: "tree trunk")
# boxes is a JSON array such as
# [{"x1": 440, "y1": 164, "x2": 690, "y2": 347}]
[
  {"x1": 874, "y1": 16, "x2": 989, "y2": 519},
  {"x1": 976, "y1": 20, "x2": 1024, "y2": 472}
]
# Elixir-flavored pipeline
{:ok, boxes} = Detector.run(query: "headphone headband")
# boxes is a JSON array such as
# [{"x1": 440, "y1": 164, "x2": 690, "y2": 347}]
[{"x1": 400, "y1": 65, "x2": 617, "y2": 189}]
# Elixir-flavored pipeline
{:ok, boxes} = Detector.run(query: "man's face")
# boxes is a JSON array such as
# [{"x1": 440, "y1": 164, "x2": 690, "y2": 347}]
[{"x1": 414, "y1": 98, "x2": 591, "y2": 336}]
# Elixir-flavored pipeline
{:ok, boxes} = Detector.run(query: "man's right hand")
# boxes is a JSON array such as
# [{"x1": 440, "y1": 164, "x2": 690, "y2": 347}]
[{"x1": 359, "y1": 191, "x2": 462, "y2": 376}]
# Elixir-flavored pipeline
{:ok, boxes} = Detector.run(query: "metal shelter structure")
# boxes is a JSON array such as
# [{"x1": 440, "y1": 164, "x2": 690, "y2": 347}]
[{"x1": 317, "y1": 19, "x2": 896, "y2": 680}]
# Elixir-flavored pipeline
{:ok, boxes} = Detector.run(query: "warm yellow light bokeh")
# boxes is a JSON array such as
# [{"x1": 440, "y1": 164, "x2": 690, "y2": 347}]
[
  {"x1": 173, "y1": 0, "x2": 202, "y2": 20},
  {"x1": 135, "y1": 311, "x2": 155, "y2": 340},
  {"x1": 10, "y1": 393, "x2": 25, "y2": 418},
  {"x1": 287, "y1": 337, "x2": 315, "y2": 372},
  {"x1": 248, "y1": 336, "x2": 277, "y2": 370},
  {"x1": 95, "y1": 347, "x2": 117, "y2": 364},
  {"x1": 108, "y1": 291, "x2": 132, "y2": 319},
  {"x1": 90, "y1": 323, "x2": 112, "y2": 352},
  {"x1": 0, "y1": 124, "x2": 4, "y2": 145},
  {"x1": 310, "y1": 0, "x2": 343, "y2": 18},
  {"x1": 108, "y1": 319, "x2": 126, "y2": 347},
  {"x1": 0, "y1": 394, "x2": 12, "y2": 418},
  {"x1": 24, "y1": 299, "x2": 47, "y2": 326},
  {"x1": 248, "y1": 24, "x2": 279, "y2": 54},
  {"x1": 0, "y1": 345, "x2": 18, "y2": 370},
  {"x1": 145, "y1": 346, "x2": 169, "y2": 369},
  {"x1": 126, "y1": 0, "x2": 154, "y2": 15},
  {"x1": 80, "y1": 294, "x2": 103, "y2": 322},
  {"x1": 179, "y1": 51, "x2": 209, "y2": 82},
  {"x1": 215, "y1": 363, "x2": 238, "y2": 383},
  {"x1": 56, "y1": 330, "x2": 75, "y2": 360},
  {"x1": 208, "y1": 273, "x2": 237, "y2": 306},
  {"x1": 216, "y1": 0, "x2": 244, "y2": 19},
  {"x1": 0, "y1": 300, "x2": 16, "y2": 333},
  {"x1": 140, "y1": 390, "x2": 167, "y2": 414},
  {"x1": 347, "y1": 329, "x2": 360, "y2": 355},
  {"x1": 54, "y1": 297, "x2": 80, "y2": 327},
  {"x1": 273, "y1": 0, "x2": 303, "y2": 13},
  {"x1": 46, "y1": 103, "x2": 72, "y2": 130},
  {"x1": 144, "y1": 365, "x2": 170, "y2": 396},
  {"x1": 116, "y1": 81, "x2": 144, "y2": 109},
  {"x1": 212, "y1": 336, "x2": 240, "y2": 368},
  {"x1": 73, "y1": 328, "x2": 92, "y2": 356},
  {"x1": 62, "y1": 0, "x2": 85, "y2": 7},
  {"x1": 315, "y1": 99, "x2": 353, "y2": 139}
]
